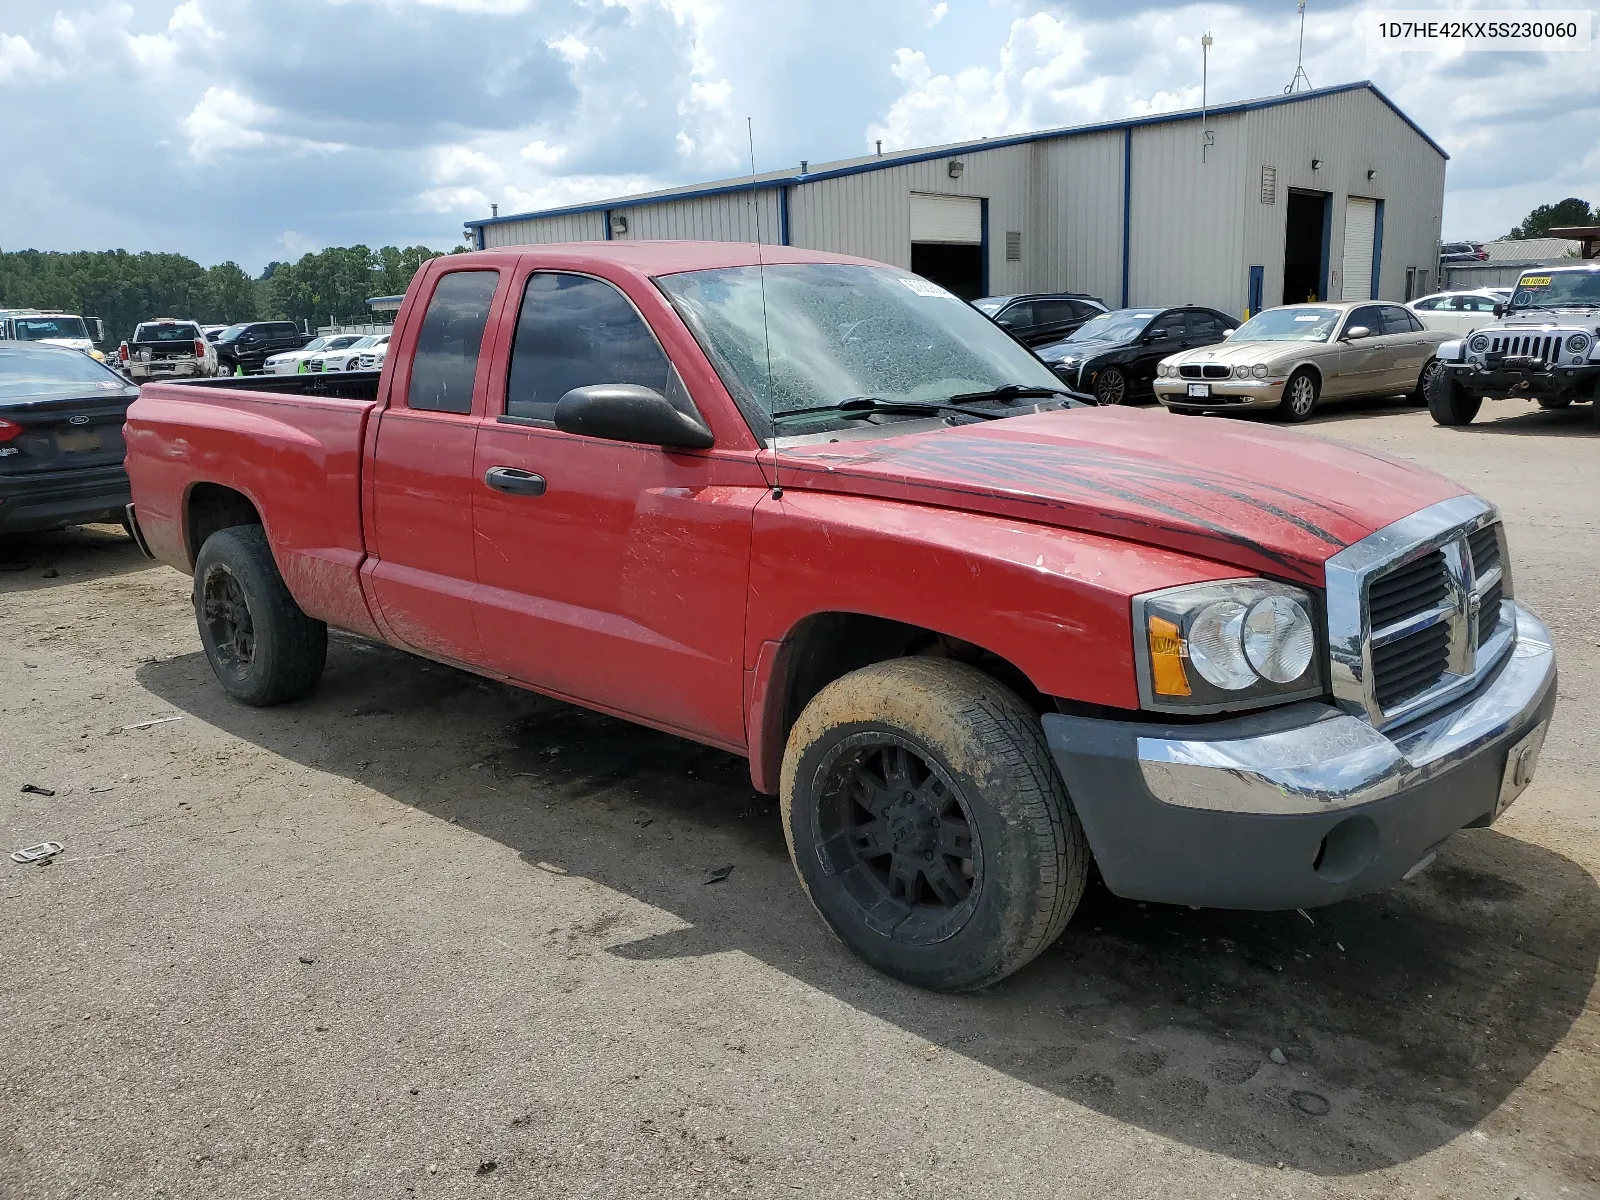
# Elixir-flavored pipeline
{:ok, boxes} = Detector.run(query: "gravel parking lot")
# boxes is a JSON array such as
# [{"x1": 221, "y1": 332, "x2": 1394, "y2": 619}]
[{"x1": 2, "y1": 397, "x2": 1596, "y2": 1200}]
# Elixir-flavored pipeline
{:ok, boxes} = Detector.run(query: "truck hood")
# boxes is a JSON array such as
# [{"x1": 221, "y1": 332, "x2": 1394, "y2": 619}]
[{"x1": 779, "y1": 408, "x2": 1468, "y2": 586}]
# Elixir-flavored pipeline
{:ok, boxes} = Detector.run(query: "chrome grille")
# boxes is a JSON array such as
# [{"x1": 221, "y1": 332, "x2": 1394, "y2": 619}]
[
  {"x1": 1178, "y1": 364, "x2": 1231, "y2": 379},
  {"x1": 1488, "y1": 333, "x2": 1561, "y2": 363},
  {"x1": 1325, "y1": 496, "x2": 1517, "y2": 730}
]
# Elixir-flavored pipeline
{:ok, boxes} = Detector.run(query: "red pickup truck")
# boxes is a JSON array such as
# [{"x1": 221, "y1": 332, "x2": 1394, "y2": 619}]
[{"x1": 124, "y1": 243, "x2": 1557, "y2": 991}]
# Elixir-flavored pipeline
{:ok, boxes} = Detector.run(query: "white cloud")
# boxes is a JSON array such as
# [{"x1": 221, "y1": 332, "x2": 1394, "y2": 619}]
[
  {"x1": 181, "y1": 85, "x2": 347, "y2": 162},
  {"x1": 0, "y1": 34, "x2": 63, "y2": 85},
  {"x1": 929, "y1": 3, "x2": 947, "y2": 27}
]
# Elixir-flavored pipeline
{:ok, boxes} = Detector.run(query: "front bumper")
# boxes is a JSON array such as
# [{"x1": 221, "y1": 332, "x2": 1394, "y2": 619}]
[
  {"x1": 1043, "y1": 604, "x2": 1556, "y2": 910},
  {"x1": 0, "y1": 465, "x2": 132, "y2": 534},
  {"x1": 1154, "y1": 378, "x2": 1287, "y2": 411},
  {"x1": 1445, "y1": 361, "x2": 1599, "y2": 397}
]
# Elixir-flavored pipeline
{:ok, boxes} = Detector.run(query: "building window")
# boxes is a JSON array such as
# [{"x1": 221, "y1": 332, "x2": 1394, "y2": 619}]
[
  {"x1": 1005, "y1": 231, "x2": 1022, "y2": 262},
  {"x1": 1260, "y1": 166, "x2": 1277, "y2": 205}
]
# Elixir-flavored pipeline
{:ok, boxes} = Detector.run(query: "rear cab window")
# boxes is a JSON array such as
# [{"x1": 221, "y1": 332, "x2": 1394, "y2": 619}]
[{"x1": 406, "y1": 270, "x2": 501, "y2": 414}]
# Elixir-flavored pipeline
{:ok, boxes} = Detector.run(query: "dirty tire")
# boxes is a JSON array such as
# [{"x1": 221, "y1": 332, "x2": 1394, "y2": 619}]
[
  {"x1": 1536, "y1": 397, "x2": 1572, "y2": 410},
  {"x1": 192, "y1": 525, "x2": 327, "y2": 706},
  {"x1": 1277, "y1": 369, "x2": 1319, "y2": 422},
  {"x1": 780, "y1": 658, "x2": 1089, "y2": 991},
  {"x1": 1094, "y1": 366, "x2": 1129, "y2": 406},
  {"x1": 1426, "y1": 366, "x2": 1482, "y2": 426}
]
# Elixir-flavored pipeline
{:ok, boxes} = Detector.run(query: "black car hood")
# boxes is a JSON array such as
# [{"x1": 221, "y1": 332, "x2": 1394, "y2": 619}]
[{"x1": 1037, "y1": 336, "x2": 1127, "y2": 363}]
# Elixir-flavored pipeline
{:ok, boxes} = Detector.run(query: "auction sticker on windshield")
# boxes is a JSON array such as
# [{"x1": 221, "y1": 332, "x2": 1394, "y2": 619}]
[
  {"x1": 1521, "y1": 276, "x2": 1552, "y2": 287},
  {"x1": 899, "y1": 277, "x2": 957, "y2": 299}
]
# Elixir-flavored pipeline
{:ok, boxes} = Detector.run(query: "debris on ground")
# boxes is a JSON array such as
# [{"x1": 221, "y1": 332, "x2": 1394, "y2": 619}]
[
  {"x1": 1270, "y1": 1047, "x2": 1289, "y2": 1066},
  {"x1": 298, "y1": 956, "x2": 315, "y2": 965},
  {"x1": 476, "y1": 1161, "x2": 497, "y2": 1175},
  {"x1": 10, "y1": 841, "x2": 65, "y2": 865},
  {"x1": 20, "y1": 784, "x2": 56, "y2": 797},
  {"x1": 121, "y1": 716, "x2": 184, "y2": 731},
  {"x1": 703, "y1": 865, "x2": 734, "y2": 884}
]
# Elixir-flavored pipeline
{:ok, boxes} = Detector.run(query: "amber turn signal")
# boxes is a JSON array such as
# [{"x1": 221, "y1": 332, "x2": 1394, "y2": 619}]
[{"x1": 1147, "y1": 615, "x2": 1192, "y2": 697}]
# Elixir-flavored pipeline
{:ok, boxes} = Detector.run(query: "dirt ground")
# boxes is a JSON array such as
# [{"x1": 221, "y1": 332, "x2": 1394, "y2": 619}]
[{"x1": 1, "y1": 397, "x2": 1596, "y2": 1199}]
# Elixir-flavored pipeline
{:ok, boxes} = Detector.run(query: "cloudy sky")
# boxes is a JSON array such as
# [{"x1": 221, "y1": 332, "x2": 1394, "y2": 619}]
[{"x1": 1, "y1": 0, "x2": 1595, "y2": 271}]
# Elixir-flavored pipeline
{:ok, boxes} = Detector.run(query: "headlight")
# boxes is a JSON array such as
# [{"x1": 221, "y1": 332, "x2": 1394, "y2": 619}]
[
  {"x1": 1568, "y1": 333, "x2": 1590, "y2": 354},
  {"x1": 1469, "y1": 334, "x2": 1490, "y2": 353},
  {"x1": 1134, "y1": 580, "x2": 1323, "y2": 712},
  {"x1": 1251, "y1": 363, "x2": 1270, "y2": 379}
]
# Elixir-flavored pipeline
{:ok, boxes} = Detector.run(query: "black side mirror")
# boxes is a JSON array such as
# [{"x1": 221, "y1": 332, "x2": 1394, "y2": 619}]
[
  {"x1": 553, "y1": 384, "x2": 714, "y2": 450},
  {"x1": 1493, "y1": 303, "x2": 1505, "y2": 318},
  {"x1": 1144, "y1": 329, "x2": 1168, "y2": 341}
]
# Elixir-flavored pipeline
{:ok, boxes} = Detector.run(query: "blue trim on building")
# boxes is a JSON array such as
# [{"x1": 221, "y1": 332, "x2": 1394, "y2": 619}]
[
  {"x1": 1370, "y1": 199, "x2": 1386, "y2": 300},
  {"x1": 1121, "y1": 128, "x2": 1133, "y2": 308},
  {"x1": 778, "y1": 186, "x2": 791, "y2": 247},
  {"x1": 603, "y1": 208, "x2": 613, "y2": 241},
  {"x1": 979, "y1": 197, "x2": 990, "y2": 297},
  {"x1": 1248, "y1": 265, "x2": 1264, "y2": 317},
  {"x1": 463, "y1": 82, "x2": 1447, "y2": 234},
  {"x1": 474, "y1": 226, "x2": 486, "y2": 251},
  {"x1": 1318, "y1": 193, "x2": 1333, "y2": 301}
]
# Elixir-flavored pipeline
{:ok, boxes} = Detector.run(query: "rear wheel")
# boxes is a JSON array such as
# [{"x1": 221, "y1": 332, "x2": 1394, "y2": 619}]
[
  {"x1": 193, "y1": 525, "x2": 327, "y2": 706},
  {"x1": 1536, "y1": 397, "x2": 1572, "y2": 410},
  {"x1": 780, "y1": 658, "x2": 1089, "y2": 991},
  {"x1": 1277, "y1": 369, "x2": 1319, "y2": 422},
  {"x1": 1094, "y1": 366, "x2": 1129, "y2": 406},
  {"x1": 1426, "y1": 365, "x2": 1482, "y2": 426}
]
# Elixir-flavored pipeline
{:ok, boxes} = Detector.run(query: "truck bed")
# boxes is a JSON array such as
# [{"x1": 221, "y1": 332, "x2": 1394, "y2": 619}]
[
  {"x1": 125, "y1": 377, "x2": 384, "y2": 639},
  {"x1": 174, "y1": 371, "x2": 384, "y2": 401}
]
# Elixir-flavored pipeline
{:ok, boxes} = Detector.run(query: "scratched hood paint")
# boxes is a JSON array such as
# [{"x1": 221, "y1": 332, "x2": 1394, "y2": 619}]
[{"x1": 781, "y1": 408, "x2": 1469, "y2": 585}]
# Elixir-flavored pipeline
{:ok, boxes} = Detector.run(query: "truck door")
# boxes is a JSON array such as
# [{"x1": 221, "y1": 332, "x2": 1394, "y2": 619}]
[
  {"x1": 468, "y1": 269, "x2": 762, "y2": 750},
  {"x1": 366, "y1": 267, "x2": 504, "y2": 664}
]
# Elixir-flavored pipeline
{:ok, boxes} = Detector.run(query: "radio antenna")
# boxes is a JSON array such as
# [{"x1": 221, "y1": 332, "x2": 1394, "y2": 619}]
[
  {"x1": 1285, "y1": 0, "x2": 1313, "y2": 94},
  {"x1": 748, "y1": 116, "x2": 780, "y2": 500}
]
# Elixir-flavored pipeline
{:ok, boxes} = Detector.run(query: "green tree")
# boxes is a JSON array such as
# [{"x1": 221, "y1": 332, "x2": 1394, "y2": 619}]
[{"x1": 1505, "y1": 198, "x2": 1596, "y2": 240}]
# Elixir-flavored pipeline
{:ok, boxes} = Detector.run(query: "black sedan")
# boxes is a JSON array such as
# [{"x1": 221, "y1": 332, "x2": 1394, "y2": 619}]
[
  {"x1": 972, "y1": 293, "x2": 1107, "y2": 347},
  {"x1": 1035, "y1": 306, "x2": 1240, "y2": 405},
  {"x1": 0, "y1": 342, "x2": 140, "y2": 535}
]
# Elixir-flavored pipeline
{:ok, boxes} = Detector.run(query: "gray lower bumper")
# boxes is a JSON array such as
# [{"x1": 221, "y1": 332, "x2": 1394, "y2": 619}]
[{"x1": 1044, "y1": 604, "x2": 1557, "y2": 909}]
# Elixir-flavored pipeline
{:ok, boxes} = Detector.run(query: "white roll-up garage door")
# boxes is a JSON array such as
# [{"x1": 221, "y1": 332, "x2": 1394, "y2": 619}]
[
  {"x1": 910, "y1": 193, "x2": 982, "y2": 244},
  {"x1": 1341, "y1": 197, "x2": 1377, "y2": 301}
]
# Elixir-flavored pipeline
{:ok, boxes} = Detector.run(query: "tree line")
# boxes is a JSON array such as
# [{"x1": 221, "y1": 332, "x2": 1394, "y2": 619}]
[{"x1": 0, "y1": 244, "x2": 460, "y2": 346}]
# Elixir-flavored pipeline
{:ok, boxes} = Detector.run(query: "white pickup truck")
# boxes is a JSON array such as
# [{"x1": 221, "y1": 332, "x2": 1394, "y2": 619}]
[
  {"x1": 0, "y1": 309, "x2": 107, "y2": 361},
  {"x1": 118, "y1": 320, "x2": 219, "y2": 381}
]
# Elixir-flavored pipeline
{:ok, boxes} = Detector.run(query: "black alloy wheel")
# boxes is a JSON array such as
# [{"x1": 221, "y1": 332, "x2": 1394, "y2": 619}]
[
  {"x1": 201, "y1": 564, "x2": 256, "y2": 683},
  {"x1": 812, "y1": 734, "x2": 982, "y2": 944},
  {"x1": 1412, "y1": 359, "x2": 1442, "y2": 405},
  {"x1": 1094, "y1": 365, "x2": 1129, "y2": 405}
]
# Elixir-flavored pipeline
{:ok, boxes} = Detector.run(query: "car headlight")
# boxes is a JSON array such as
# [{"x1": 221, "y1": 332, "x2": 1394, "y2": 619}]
[
  {"x1": 1251, "y1": 363, "x2": 1270, "y2": 379},
  {"x1": 1134, "y1": 580, "x2": 1323, "y2": 712},
  {"x1": 1469, "y1": 334, "x2": 1490, "y2": 354},
  {"x1": 1568, "y1": 333, "x2": 1590, "y2": 354}
]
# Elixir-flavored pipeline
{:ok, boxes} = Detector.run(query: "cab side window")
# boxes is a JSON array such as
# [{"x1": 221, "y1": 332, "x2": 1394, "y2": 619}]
[
  {"x1": 1189, "y1": 311, "x2": 1229, "y2": 339},
  {"x1": 1379, "y1": 306, "x2": 1418, "y2": 335},
  {"x1": 1148, "y1": 312, "x2": 1187, "y2": 340},
  {"x1": 505, "y1": 273, "x2": 674, "y2": 421},
  {"x1": 1413, "y1": 297, "x2": 1441, "y2": 311},
  {"x1": 407, "y1": 270, "x2": 500, "y2": 414}
]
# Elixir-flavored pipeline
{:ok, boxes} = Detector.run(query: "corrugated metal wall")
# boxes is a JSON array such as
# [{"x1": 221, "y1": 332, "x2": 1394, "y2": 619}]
[
  {"x1": 1127, "y1": 113, "x2": 1247, "y2": 312},
  {"x1": 788, "y1": 143, "x2": 1034, "y2": 294},
  {"x1": 483, "y1": 210, "x2": 605, "y2": 248},
  {"x1": 478, "y1": 88, "x2": 1445, "y2": 318},
  {"x1": 1241, "y1": 88, "x2": 1446, "y2": 310}
]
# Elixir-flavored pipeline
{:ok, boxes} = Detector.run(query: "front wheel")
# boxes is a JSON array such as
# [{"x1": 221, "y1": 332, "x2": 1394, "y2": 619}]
[
  {"x1": 1426, "y1": 365, "x2": 1482, "y2": 426},
  {"x1": 780, "y1": 658, "x2": 1090, "y2": 991},
  {"x1": 1412, "y1": 359, "x2": 1442, "y2": 405},
  {"x1": 193, "y1": 525, "x2": 327, "y2": 706},
  {"x1": 1094, "y1": 366, "x2": 1129, "y2": 406},
  {"x1": 1277, "y1": 369, "x2": 1320, "y2": 422},
  {"x1": 1536, "y1": 397, "x2": 1572, "y2": 410}
]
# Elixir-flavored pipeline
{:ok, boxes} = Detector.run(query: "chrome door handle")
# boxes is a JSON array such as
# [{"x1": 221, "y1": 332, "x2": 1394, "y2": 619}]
[{"x1": 484, "y1": 467, "x2": 547, "y2": 496}]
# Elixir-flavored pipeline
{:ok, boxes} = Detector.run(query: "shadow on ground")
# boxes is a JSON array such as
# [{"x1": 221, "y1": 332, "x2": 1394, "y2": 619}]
[
  {"x1": 137, "y1": 636, "x2": 1600, "y2": 1179},
  {"x1": 1445, "y1": 402, "x2": 1600, "y2": 437},
  {"x1": 0, "y1": 524, "x2": 150, "y2": 593}
]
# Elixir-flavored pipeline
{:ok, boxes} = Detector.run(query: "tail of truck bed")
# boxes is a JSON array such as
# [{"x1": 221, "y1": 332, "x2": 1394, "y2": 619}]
[{"x1": 124, "y1": 377, "x2": 385, "y2": 640}]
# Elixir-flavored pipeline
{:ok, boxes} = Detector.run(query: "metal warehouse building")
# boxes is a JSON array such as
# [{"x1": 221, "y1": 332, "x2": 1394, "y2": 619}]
[{"x1": 466, "y1": 81, "x2": 1446, "y2": 317}]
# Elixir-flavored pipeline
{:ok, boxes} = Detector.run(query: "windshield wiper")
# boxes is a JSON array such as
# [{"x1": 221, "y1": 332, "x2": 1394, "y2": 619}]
[
  {"x1": 945, "y1": 382, "x2": 1080, "y2": 404},
  {"x1": 771, "y1": 396, "x2": 1005, "y2": 425}
]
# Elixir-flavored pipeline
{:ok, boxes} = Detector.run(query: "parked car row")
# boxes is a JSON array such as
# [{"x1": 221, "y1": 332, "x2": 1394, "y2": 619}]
[{"x1": 973, "y1": 284, "x2": 1532, "y2": 423}]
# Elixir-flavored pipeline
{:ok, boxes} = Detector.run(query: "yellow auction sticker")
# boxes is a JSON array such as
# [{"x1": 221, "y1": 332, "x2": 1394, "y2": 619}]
[{"x1": 1521, "y1": 276, "x2": 1553, "y2": 287}]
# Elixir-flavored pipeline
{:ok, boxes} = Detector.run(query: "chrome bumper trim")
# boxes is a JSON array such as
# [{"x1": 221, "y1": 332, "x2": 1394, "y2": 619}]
[{"x1": 1136, "y1": 604, "x2": 1554, "y2": 815}]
